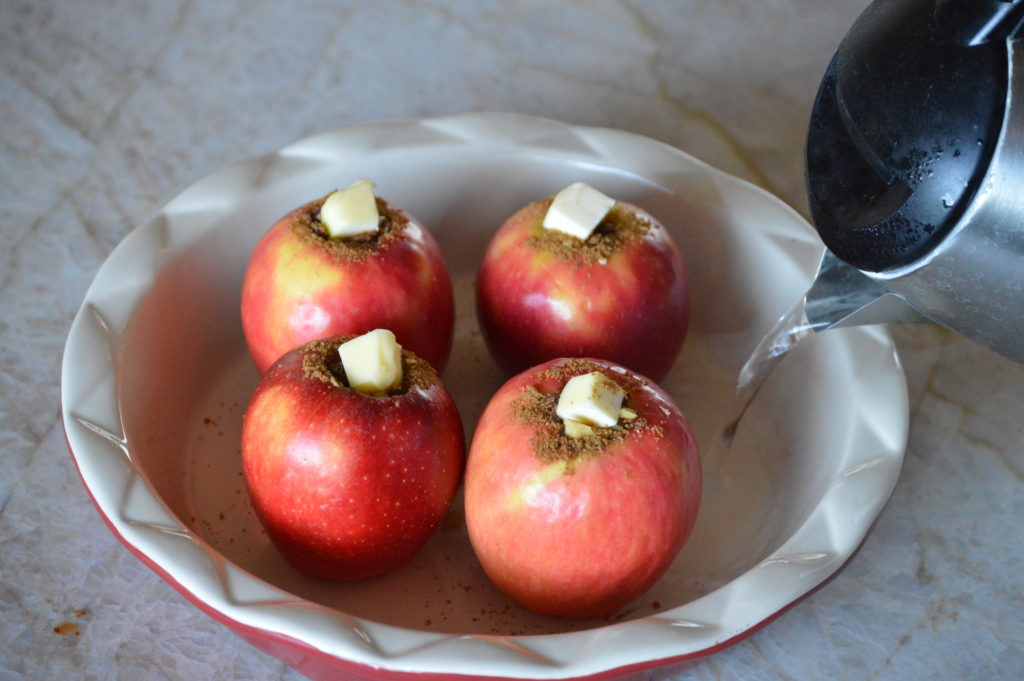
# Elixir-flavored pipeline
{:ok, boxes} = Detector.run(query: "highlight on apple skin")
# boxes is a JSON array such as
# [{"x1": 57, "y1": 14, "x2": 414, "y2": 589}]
[{"x1": 464, "y1": 357, "x2": 701, "y2": 618}]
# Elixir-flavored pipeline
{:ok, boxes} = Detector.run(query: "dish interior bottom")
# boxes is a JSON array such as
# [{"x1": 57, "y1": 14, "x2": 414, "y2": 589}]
[{"x1": 117, "y1": 174, "x2": 847, "y2": 635}]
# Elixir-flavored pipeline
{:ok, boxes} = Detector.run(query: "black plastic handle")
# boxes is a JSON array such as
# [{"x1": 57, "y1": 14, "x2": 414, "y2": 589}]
[{"x1": 806, "y1": 0, "x2": 1013, "y2": 271}]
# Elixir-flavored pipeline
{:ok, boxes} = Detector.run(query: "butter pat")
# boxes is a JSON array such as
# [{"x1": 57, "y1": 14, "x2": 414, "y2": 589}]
[
  {"x1": 338, "y1": 329, "x2": 403, "y2": 395},
  {"x1": 320, "y1": 179, "x2": 380, "y2": 238},
  {"x1": 556, "y1": 371, "x2": 625, "y2": 428},
  {"x1": 563, "y1": 419, "x2": 595, "y2": 439},
  {"x1": 542, "y1": 182, "x2": 615, "y2": 240}
]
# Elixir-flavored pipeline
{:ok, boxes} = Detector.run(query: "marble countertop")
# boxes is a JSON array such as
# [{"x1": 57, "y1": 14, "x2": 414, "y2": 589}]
[{"x1": 1, "y1": 1, "x2": 1021, "y2": 679}]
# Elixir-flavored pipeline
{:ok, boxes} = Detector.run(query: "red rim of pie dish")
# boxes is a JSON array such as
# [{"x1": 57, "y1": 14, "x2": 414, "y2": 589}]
[{"x1": 63, "y1": 420, "x2": 878, "y2": 681}]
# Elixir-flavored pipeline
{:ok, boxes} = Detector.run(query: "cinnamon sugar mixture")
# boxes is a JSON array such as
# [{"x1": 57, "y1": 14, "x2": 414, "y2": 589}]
[
  {"x1": 291, "y1": 195, "x2": 409, "y2": 263},
  {"x1": 512, "y1": 359, "x2": 661, "y2": 468},
  {"x1": 526, "y1": 199, "x2": 652, "y2": 265},
  {"x1": 301, "y1": 337, "x2": 434, "y2": 395}
]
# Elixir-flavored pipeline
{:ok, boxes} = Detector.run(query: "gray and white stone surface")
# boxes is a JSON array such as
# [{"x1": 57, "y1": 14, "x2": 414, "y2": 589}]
[{"x1": 1, "y1": 1, "x2": 1022, "y2": 679}]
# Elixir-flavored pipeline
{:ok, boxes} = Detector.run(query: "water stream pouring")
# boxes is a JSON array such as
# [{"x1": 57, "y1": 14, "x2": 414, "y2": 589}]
[{"x1": 714, "y1": 0, "x2": 1024, "y2": 464}]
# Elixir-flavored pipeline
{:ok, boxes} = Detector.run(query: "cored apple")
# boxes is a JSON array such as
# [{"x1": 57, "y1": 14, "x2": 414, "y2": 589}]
[
  {"x1": 465, "y1": 357, "x2": 701, "y2": 617},
  {"x1": 475, "y1": 191, "x2": 688, "y2": 381},
  {"x1": 241, "y1": 334, "x2": 464, "y2": 581},
  {"x1": 241, "y1": 190, "x2": 454, "y2": 374}
]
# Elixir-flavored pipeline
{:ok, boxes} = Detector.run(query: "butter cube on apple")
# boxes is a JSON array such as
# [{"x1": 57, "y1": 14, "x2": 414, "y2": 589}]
[
  {"x1": 320, "y1": 179, "x2": 380, "y2": 238},
  {"x1": 563, "y1": 419, "x2": 595, "y2": 439},
  {"x1": 556, "y1": 371, "x2": 625, "y2": 428},
  {"x1": 338, "y1": 329, "x2": 403, "y2": 395},
  {"x1": 542, "y1": 182, "x2": 616, "y2": 241}
]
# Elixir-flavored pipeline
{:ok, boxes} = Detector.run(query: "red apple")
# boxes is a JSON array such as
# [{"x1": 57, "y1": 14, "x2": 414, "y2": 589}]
[
  {"x1": 242, "y1": 193, "x2": 454, "y2": 374},
  {"x1": 241, "y1": 335, "x2": 464, "y2": 580},
  {"x1": 475, "y1": 196, "x2": 688, "y2": 381},
  {"x1": 465, "y1": 357, "x2": 701, "y2": 617}
]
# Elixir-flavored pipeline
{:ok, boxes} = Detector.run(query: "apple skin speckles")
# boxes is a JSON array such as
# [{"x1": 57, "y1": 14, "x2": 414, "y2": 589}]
[
  {"x1": 476, "y1": 198, "x2": 689, "y2": 382},
  {"x1": 242, "y1": 336, "x2": 464, "y2": 581},
  {"x1": 242, "y1": 194, "x2": 454, "y2": 375},
  {"x1": 465, "y1": 357, "x2": 700, "y2": 617}
]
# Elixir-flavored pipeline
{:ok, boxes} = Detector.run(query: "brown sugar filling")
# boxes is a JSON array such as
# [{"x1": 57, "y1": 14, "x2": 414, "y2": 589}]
[
  {"x1": 301, "y1": 337, "x2": 435, "y2": 396},
  {"x1": 526, "y1": 198, "x2": 652, "y2": 265},
  {"x1": 536, "y1": 358, "x2": 647, "y2": 394},
  {"x1": 511, "y1": 359, "x2": 662, "y2": 469},
  {"x1": 290, "y1": 194, "x2": 409, "y2": 263}
]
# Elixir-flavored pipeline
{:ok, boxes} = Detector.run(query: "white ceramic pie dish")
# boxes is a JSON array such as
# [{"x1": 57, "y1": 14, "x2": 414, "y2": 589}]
[{"x1": 61, "y1": 112, "x2": 908, "y2": 680}]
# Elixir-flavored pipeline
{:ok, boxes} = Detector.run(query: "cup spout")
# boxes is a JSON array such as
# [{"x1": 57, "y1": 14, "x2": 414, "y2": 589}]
[{"x1": 804, "y1": 250, "x2": 929, "y2": 331}]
